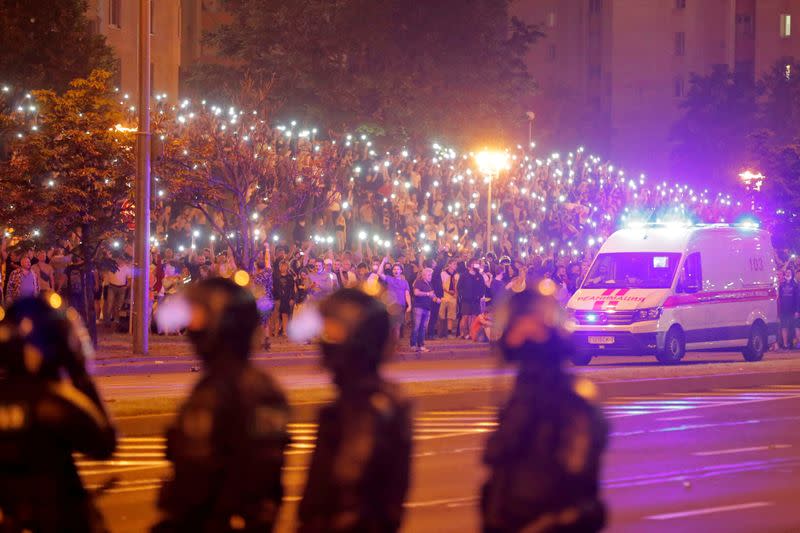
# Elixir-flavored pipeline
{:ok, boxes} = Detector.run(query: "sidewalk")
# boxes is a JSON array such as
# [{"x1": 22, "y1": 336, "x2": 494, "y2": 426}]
[{"x1": 93, "y1": 332, "x2": 490, "y2": 363}]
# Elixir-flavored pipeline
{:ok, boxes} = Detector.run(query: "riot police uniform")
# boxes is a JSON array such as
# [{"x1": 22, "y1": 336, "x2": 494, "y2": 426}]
[
  {"x1": 153, "y1": 277, "x2": 290, "y2": 533},
  {"x1": 298, "y1": 288, "x2": 413, "y2": 533},
  {"x1": 0, "y1": 297, "x2": 117, "y2": 533},
  {"x1": 481, "y1": 284, "x2": 608, "y2": 533}
]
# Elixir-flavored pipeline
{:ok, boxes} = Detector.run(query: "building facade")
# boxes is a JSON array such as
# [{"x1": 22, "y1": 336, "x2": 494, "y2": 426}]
[
  {"x1": 180, "y1": 0, "x2": 232, "y2": 73},
  {"x1": 513, "y1": 0, "x2": 800, "y2": 178},
  {"x1": 86, "y1": 0, "x2": 182, "y2": 98}
]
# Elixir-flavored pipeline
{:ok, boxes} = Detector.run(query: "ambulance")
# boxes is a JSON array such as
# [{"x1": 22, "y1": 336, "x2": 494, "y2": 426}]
[{"x1": 566, "y1": 223, "x2": 778, "y2": 365}]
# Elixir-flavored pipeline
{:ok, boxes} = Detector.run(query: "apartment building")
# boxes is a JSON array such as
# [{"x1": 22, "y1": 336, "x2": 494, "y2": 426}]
[
  {"x1": 85, "y1": 0, "x2": 182, "y2": 98},
  {"x1": 513, "y1": 0, "x2": 800, "y2": 178},
  {"x1": 180, "y1": 0, "x2": 232, "y2": 73}
]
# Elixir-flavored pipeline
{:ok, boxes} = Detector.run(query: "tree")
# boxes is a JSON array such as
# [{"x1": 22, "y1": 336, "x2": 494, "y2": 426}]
[
  {"x1": 187, "y1": 0, "x2": 541, "y2": 145},
  {"x1": 670, "y1": 65, "x2": 757, "y2": 186},
  {"x1": 750, "y1": 62, "x2": 800, "y2": 250},
  {"x1": 156, "y1": 79, "x2": 338, "y2": 271},
  {"x1": 0, "y1": 0, "x2": 116, "y2": 92},
  {"x1": 0, "y1": 70, "x2": 134, "y2": 341}
]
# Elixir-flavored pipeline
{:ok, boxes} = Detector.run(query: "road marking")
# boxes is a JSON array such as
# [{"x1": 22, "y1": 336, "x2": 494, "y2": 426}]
[
  {"x1": 80, "y1": 464, "x2": 169, "y2": 476},
  {"x1": 81, "y1": 385, "x2": 800, "y2": 485},
  {"x1": 405, "y1": 496, "x2": 478, "y2": 509},
  {"x1": 657, "y1": 415, "x2": 702, "y2": 421},
  {"x1": 693, "y1": 444, "x2": 792, "y2": 456},
  {"x1": 646, "y1": 501, "x2": 773, "y2": 520},
  {"x1": 605, "y1": 457, "x2": 800, "y2": 489}
]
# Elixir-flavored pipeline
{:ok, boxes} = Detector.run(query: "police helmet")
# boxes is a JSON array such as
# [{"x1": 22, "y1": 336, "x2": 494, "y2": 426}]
[
  {"x1": 183, "y1": 276, "x2": 259, "y2": 364},
  {"x1": 495, "y1": 279, "x2": 575, "y2": 365},
  {"x1": 317, "y1": 288, "x2": 392, "y2": 377},
  {"x1": 0, "y1": 295, "x2": 93, "y2": 380}
]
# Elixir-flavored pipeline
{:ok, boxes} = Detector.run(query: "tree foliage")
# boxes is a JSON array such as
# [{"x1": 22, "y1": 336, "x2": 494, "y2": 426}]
[
  {"x1": 156, "y1": 79, "x2": 338, "y2": 270},
  {"x1": 188, "y1": 0, "x2": 541, "y2": 145},
  {"x1": 670, "y1": 65, "x2": 757, "y2": 186},
  {"x1": 672, "y1": 61, "x2": 800, "y2": 248},
  {"x1": 750, "y1": 62, "x2": 800, "y2": 250},
  {"x1": 0, "y1": 0, "x2": 116, "y2": 92},
  {"x1": 0, "y1": 70, "x2": 133, "y2": 343},
  {"x1": 0, "y1": 70, "x2": 134, "y2": 260}
]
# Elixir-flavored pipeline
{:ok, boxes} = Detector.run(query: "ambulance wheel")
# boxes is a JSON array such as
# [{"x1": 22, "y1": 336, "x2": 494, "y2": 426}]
[
  {"x1": 742, "y1": 323, "x2": 767, "y2": 362},
  {"x1": 571, "y1": 352, "x2": 593, "y2": 366},
  {"x1": 657, "y1": 327, "x2": 685, "y2": 364}
]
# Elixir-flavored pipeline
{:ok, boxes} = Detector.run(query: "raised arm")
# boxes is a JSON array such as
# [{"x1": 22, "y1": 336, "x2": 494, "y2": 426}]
[{"x1": 378, "y1": 255, "x2": 389, "y2": 280}]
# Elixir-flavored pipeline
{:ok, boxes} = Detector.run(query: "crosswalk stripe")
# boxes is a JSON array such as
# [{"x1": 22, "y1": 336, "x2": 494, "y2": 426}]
[{"x1": 79, "y1": 385, "x2": 800, "y2": 481}]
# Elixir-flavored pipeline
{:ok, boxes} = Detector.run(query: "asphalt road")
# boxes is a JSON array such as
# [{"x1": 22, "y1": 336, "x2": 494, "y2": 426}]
[
  {"x1": 84, "y1": 383, "x2": 800, "y2": 533},
  {"x1": 94, "y1": 350, "x2": 800, "y2": 409}
]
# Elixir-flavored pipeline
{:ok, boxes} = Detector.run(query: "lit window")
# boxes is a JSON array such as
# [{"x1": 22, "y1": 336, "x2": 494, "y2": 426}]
[
  {"x1": 675, "y1": 32, "x2": 686, "y2": 56},
  {"x1": 547, "y1": 12, "x2": 556, "y2": 28},
  {"x1": 109, "y1": 0, "x2": 121, "y2": 27},
  {"x1": 781, "y1": 14, "x2": 792, "y2": 38},
  {"x1": 786, "y1": 63, "x2": 792, "y2": 80}
]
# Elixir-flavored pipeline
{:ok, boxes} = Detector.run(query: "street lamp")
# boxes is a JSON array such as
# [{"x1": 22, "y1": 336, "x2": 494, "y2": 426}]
[
  {"x1": 475, "y1": 150, "x2": 510, "y2": 253},
  {"x1": 739, "y1": 170, "x2": 765, "y2": 212},
  {"x1": 739, "y1": 170, "x2": 765, "y2": 192}
]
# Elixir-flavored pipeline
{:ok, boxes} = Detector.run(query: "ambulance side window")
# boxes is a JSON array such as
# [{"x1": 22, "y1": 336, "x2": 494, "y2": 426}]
[{"x1": 680, "y1": 252, "x2": 702, "y2": 293}]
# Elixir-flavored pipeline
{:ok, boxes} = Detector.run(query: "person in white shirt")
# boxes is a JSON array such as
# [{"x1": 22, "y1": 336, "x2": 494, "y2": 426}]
[
  {"x1": 104, "y1": 255, "x2": 132, "y2": 327},
  {"x1": 338, "y1": 259, "x2": 358, "y2": 288}
]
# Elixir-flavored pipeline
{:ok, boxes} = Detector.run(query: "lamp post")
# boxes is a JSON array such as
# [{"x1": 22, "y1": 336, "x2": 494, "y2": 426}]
[
  {"x1": 475, "y1": 150, "x2": 510, "y2": 254},
  {"x1": 739, "y1": 170, "x2": 765, "y2": 212},
  {"x1": 132, "y1": 0, "x2": 151, "y2": 355},
  {"x1": 526, "y1": 111, "x2": 536, "y2": 147}
]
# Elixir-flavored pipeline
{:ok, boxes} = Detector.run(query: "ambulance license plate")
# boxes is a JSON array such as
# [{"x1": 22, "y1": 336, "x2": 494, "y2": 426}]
[{"x1": 588, "y1": 336, "x2": 615, "y2": 345}]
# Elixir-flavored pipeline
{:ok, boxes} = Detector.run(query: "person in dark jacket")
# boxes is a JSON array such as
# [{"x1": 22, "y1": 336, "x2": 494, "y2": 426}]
[
  {"x1": 457, "y1": 260, "x2": 486, "y2": 339},
  {"x1": 778, "y1": 268, "x2": 799, "y2": 349},
  {"x1": 0, "y1": 296, "x2": 116, "y2": 533},
  {"x1": 153, "y1": 276, "x2": 290, "y2": 533},
  {"x1": 298, "y1": 288, "x2": 412, "y2": 533},
  {"x1": 482, "y1": 282, "x2": 608, "y2": 533},
  {"x1": 273, "y1": 260, "x2": 297, "y2": 336}
]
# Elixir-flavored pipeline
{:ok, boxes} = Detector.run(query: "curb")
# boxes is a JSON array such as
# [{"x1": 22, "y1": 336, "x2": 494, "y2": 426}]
[
  {"x1": 93, "y1": 345, "x2": 491, "y2": 376},
  {"x1": 112, "y1": 369, "x2": 800, "y2": 437}
]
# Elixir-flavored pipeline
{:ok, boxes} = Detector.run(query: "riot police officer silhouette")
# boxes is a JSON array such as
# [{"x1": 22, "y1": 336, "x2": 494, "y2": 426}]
[
  {"x1": 0, "y1": 296, "x2": 116, "y2": 533},
  {"x1": 153, "y1": 276, "x2": 290, "y2": 532},
  {"x1": 482, "y1": 282, "x2": 608, "y2": 533},
  {"x1": 297, "y1": 287, "x2": 413, "y2": 533}
]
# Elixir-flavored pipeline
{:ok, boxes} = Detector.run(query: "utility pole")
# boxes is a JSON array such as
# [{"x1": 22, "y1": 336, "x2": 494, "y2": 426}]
[
  {"x1": 526, "y1": 111, "x2": 536, "y2": 147},
  {"x1": 486, "y1": 177, "x2": 493, "y2": 254},
  {"x1": 133, "y1": 0, "x2": 151, "y2": 355}
]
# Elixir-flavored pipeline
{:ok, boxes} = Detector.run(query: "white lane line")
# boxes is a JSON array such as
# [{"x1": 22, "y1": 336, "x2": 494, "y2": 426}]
[
  {"x1": 405, "y1": 496, "x2": 478, "y2": 509},
  {"x1": 693, "y1": 444, "x2": 792, "y2": 457},
  {"x1": 79, "y1": 464, "x2": 169, "y2": 476},
  {"x1": 657, "y1": 415, "x2": 703, "y2": 421},
  {"x1": 414, "y1": 430, "x2": 491, "y2": 441},
  {"x1": 610, "y1": 393, "x2": 800, "y2": 419},
  {"x1": 646, "y1": 501, "x2": 773, "y2": 520}
]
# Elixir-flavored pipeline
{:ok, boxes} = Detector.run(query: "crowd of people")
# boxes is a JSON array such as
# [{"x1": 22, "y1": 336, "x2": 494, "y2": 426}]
[
  {"x1": 158, "y1": 135, "x2": 752, "y2": 265},
  {"x1": 4, "y1": 131, "x2": 799, "y2": 351}
]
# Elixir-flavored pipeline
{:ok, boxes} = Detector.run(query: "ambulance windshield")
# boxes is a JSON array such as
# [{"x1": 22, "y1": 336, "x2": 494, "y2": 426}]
[{"x1": 582, "y1": 252, "x2": 681, "y2": 289}]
